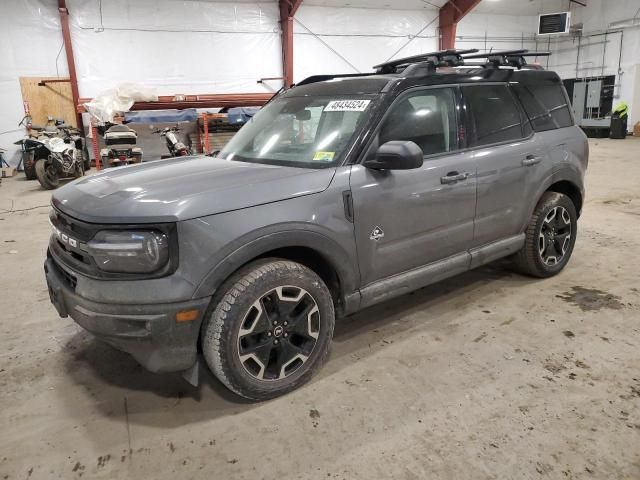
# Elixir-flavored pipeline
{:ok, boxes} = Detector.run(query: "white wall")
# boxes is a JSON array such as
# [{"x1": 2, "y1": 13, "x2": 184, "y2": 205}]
[
  {"x1": 0, "y1": 1, "x2": 68, "y2": 165},
  {"x1": 293, "y1": 5, "x2": 439, "y2": 81},
  {"x1": 457, "y1": 0, "x2": 640, "y2": 130},
  {"x1": 545, "y1": 0, "x2": 640, "y2": 129}
]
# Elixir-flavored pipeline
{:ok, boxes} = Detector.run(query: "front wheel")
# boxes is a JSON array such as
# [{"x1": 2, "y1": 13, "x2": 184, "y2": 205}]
[
  {"x1": 512, "y1": 191, "x2": 577, "y2": 278},
  {"x1": 35, "y1": 159, "x2": 60, "y2": 190},
  {"x1": 202, "y1": 259, "x2": 335, "y2": 400}
]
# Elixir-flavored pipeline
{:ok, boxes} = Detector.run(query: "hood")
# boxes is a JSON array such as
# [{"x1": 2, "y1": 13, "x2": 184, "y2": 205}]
[{"x1": 52, "y1": 156, "x2": 335, "y2": 224}]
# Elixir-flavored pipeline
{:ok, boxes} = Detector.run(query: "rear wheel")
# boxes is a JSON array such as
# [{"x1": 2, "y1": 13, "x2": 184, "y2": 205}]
[
  {"x1": 202, "y1": 259, "x2": 335, "y2": 400},
  {"x1": 513, "y1": 191, "x2": 577, "y2": 278},
  {"x1": 35, "y1": 159, "x2": 60, "y2": 190}
]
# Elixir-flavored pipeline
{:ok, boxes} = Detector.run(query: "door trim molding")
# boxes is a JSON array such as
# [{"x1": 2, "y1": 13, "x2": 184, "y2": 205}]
[
  {"x1": 359, "y1": 252, "x2": 470, "y2": 310},
  {"x1": 469, "y1": 234, "x2": 525, "y2": 269},
  {"x1": 355, "y1": 234, "x2": 524, "y2": 312}
]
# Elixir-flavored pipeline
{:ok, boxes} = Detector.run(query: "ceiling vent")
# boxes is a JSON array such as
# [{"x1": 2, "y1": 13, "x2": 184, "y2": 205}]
[{"x1": 537, "y1": 12, "x2": 571, "y2": 35}]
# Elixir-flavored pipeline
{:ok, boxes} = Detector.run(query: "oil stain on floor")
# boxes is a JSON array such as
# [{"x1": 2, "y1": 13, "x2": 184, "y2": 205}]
[{"x1": 557, "y1": 286, "x2": 625, "y2": 312}]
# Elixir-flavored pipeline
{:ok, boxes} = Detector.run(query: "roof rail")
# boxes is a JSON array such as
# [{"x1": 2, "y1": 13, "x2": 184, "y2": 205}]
[
  {"x1": 462, "y1": 50, "x2": 551, "y2": 69},
  {"x1": 373, "y1": 49, "x2": 479, "y2": 74},
  {"x1": 295, "y1": 72, "x2": 379, "y2": 87}
]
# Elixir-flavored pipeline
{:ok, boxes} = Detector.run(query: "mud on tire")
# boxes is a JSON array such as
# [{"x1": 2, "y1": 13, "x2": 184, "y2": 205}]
[
  {"x1": 512, "y1": 191, "x2": 577, "y2": 278},
  {"x1": 201, "y1": 259, "x2": 335, "y2": 400}
]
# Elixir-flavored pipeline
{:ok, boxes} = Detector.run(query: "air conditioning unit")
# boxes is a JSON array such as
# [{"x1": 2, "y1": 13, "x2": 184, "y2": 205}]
[{"x1": 537, "y1": 12, "x2": 571, "y2": 35}]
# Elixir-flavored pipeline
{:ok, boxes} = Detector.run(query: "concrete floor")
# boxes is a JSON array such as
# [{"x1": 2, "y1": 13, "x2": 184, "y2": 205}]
[{"x1": 1, "y1": 138, "x2": 639, "y2": 480}]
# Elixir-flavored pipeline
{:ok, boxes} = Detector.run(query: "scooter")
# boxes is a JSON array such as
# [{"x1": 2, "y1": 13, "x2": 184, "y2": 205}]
[
  {"x1": 99, "y1": 123, "x2": 142, "y2": 167},
  {"x1": 153, "y1": 125, "x2": 191, "y2": 157}
]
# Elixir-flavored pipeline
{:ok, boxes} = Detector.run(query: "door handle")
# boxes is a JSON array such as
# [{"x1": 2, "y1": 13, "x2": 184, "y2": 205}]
[
  {"x1": 440, "y1": 171, "x2": 469, "y2": 184},
  {"x1": 522, "y1": 154, "x2": 541, "y2": 166}
]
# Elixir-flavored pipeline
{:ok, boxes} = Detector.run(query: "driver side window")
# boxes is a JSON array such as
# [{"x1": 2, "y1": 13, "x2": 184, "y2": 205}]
[{"x1": 379, "y1": 88, "x2": 459, "y2": 157}]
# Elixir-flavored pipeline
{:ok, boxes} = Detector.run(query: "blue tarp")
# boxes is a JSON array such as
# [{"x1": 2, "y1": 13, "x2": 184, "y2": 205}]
[
  {"x1": 227, "y1": 107, "x2": 260, "y2": 124},
  {"x1": 124, "y1": 109, "x2": 198, "y2": 124}
]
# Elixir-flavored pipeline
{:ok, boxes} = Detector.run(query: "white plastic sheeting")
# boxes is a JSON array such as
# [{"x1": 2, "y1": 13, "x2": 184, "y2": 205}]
[
  {"x1": 67, "y1": 0, "x2": 283, "y2": 96},
  {"x1": 0, "y1": 0, "x2": 68, "y2": 166},
  {"x1": 293, "y1": 5, "x2": 439, "y2": 81},
  {"x1": 84, "y1": 83, "x2": 158, "y2": 124}
]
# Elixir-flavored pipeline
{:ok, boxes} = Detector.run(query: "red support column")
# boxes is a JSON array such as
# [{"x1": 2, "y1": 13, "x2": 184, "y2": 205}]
[
  {"x1": 279, "y1": 0, "x2": 303, "y2": 87},
  {"x1": 439, "y1": 0, "x2": 481, "y2": 50},
  {"x1": 58, "y1": 0, "x2": 83, "y2": 130},
  {"x1": 90, "y1": 120, "x2": 101, "y2": 171},
  {"x1": 203, "y1": 113, "x2": 210, "y2": 154}
]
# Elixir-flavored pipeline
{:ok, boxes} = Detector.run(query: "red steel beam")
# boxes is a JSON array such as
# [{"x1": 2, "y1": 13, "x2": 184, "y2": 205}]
[
  {"x1": 439, "y1": 0, "x2": 481, "y2": 50},
  {"x1": 279, "y1": 0, "x2": 303, "y2": 87},
  {"x1": 76, "y1": 93, "x2": 274, "y2": 113},
  {"x1": 58, "y1": 0, "x2": 83, "y2": 130}
]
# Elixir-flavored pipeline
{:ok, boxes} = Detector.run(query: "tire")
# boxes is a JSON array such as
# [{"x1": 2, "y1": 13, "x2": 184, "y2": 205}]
[
  {"x1": 83, "y1": 145, "x2": 91, "y2": 171},
  {"x1": 35, "y1": 159, "x2": 60, "y2": 190},
  {"x1": 512, "y1": 191, "x2": 577, "y2": 278},
  {"x1": 74, "y1": 161, "x2": 84, "y2": 179},
  {"x1": 202, "y1": 259, "x2": 335, "y2": 400},
  {"x1": 23, "y1": 151, "x2": 37, "y2": 180}
]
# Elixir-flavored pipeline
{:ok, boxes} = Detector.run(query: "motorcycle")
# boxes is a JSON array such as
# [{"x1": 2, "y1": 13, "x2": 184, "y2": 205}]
[
  {"x1": 153, "y1": 125, "x2": 191, "y2": 157},
  {"x1": 99, "y1": 123, "x2": 142, "y2": 167},
  {"x1": 15, "y1": 116, "x2": 89, "y2": 181},
  {"x1": 30, "y1": 125, "x2": 87, "y2": 190}
]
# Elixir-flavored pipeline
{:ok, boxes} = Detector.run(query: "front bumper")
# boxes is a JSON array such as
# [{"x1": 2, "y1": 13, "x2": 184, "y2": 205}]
[{"x1": 45, "y1": 257, "x2": 210, "y2": 373}]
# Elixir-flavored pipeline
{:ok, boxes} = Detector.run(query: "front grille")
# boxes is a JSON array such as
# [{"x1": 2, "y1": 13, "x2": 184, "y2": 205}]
[{"x1": 50, "y1": 255, "x2": 77, "y2": 291}]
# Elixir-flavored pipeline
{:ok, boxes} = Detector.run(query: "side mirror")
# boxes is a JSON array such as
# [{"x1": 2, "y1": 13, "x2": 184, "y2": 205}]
[{"x1": 364, "y1": 140, "x2": 423, "y2": 170}]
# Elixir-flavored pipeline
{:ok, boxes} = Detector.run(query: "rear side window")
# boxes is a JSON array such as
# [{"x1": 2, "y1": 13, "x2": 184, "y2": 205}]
[
  {"x1": 379, "y1": 88, "x2": 458, "y2": 156},
  {"x1": 464, "y1": 85, "x2": 524, "y2": 146},
  {"x1": 511, "y1": 82, "x2": 574, "y2": 131}
]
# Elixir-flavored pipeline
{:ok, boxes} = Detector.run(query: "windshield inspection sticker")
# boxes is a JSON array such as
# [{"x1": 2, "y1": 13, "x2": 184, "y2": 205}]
[
  {"x1": 313, "y1": 151, "x2": 335, "y2": 162},
  {"x1": 324, "y1": 100, "x2": 371, "y2": 112}
]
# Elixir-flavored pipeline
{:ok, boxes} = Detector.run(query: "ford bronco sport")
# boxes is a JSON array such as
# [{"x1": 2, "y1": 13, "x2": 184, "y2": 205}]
[{"x1": 45, "y1": 49, "x2": 588, "y2": 400}]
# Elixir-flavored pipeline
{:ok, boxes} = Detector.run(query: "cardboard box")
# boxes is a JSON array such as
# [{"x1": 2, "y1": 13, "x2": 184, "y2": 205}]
[
  {"x1": 1, "y1": 167, "x2": 15, "y2": 178},
  {"x1": 634, "y1": 122, "x2": 640, "y2": 137}
]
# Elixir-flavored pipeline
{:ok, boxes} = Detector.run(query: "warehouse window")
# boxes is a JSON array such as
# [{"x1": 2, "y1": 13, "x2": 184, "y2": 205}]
[
  {"x1": 511, "y1": 82, "x2": 574, "y2": 131},
  {"x1": 379, "y1": 88, "x2": 458, "y2": 156},
  {"x1": 464, "y1": 85, "x2": 524, "y2": 146}
]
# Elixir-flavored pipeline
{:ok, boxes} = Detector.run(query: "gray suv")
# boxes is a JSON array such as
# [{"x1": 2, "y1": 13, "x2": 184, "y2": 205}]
[{"x1": 44, "y1": 50, "x2": 588, "y2": 400}]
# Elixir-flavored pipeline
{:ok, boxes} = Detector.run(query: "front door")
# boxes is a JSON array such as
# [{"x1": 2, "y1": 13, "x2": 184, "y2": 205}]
[{"x1": 350, "y1": 87, "x2": 477, "y2": 287}]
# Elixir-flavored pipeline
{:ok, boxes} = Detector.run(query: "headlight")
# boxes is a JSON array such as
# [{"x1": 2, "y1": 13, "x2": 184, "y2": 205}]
[{"x1": 87, "y1": 230, "x2": 169, "y2": 273}]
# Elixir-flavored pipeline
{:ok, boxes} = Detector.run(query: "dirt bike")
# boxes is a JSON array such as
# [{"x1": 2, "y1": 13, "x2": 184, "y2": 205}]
[{"x1": 153, "y1": 125, "x2": 191, "y2": 157}]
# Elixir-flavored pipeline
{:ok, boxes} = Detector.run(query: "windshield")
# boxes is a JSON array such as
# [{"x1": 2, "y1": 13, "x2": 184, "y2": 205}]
[{"x1": 218, "y1": 95, "x2": 374, "y2": 168}]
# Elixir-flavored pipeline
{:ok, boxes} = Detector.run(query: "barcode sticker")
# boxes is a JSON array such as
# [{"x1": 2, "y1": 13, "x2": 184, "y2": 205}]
[{"x1": 324, "y1": 100, "x2": 371, "y2": 112}]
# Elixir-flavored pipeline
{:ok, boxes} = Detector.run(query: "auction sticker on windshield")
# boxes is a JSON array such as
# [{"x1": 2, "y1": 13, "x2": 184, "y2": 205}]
[
  {"x1": 324, "y1": 100, "x2": 371, "y2": 112},
  {"x1": 313, "y1": 151, "x2": 335, "y2": 162}
]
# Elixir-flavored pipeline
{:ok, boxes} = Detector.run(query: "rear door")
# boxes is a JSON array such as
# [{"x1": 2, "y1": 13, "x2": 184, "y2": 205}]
[
  {"x1": 462, "y1": 84, "x2": 548, "y2": 246},
  {"x1": 349, "y1": 86, "x2": 477, "y2": 286}
]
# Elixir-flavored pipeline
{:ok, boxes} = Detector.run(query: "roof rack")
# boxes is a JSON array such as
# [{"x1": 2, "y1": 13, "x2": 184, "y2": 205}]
[
  {"x1": 295, "y1": 73, "x2": 379, "y2": 87},
  {"x1": 462, "y1": 50, "x2": 551, "y2": 69},
  {"x1": 373, "y1": 49, "x2": 479, "y2": 74}
]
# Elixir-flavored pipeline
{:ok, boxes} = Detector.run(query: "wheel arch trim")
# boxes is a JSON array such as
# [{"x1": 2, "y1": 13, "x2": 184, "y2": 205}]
[{"x1": 192, "y1": 226, "x2": 361, "y2": 313}]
